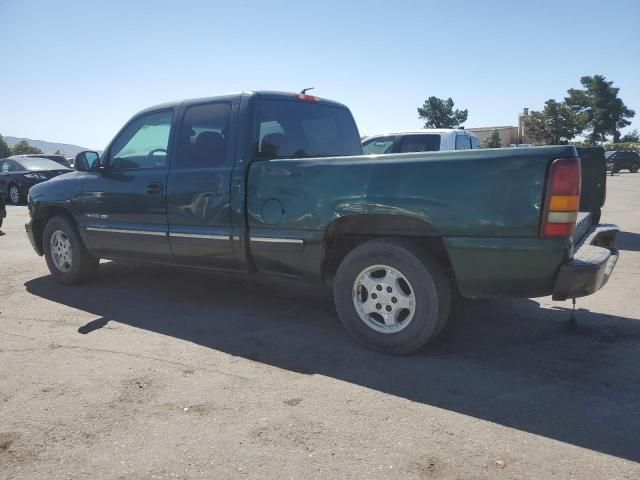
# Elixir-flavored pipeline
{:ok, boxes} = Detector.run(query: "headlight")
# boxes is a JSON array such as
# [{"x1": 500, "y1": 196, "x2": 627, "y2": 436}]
[{"x1": 24, "y1": 173, "x2": 47, "y2": 180}]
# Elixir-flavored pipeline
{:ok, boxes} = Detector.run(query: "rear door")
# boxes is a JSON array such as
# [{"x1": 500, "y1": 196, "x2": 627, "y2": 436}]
[
  {"x1": 81, "y1": 109, "x2": 174, "y2": 261},
  {"x1": 166, "y1": 100, "x2": 237, "y2": 269}
]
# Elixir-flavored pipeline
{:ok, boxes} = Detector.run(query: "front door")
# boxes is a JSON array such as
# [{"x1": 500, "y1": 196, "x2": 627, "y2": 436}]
[
  {"x1": 81, "y1": 109, "x2": 174, "y2": 261},
  {"x1": 166, "y1": 100, "x2": 236, "y2": 269}
]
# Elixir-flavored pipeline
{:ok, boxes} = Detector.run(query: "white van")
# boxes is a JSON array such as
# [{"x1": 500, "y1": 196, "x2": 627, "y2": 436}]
[{"x1": 362, "y1": 129, "x2": 480, "y2": 155}]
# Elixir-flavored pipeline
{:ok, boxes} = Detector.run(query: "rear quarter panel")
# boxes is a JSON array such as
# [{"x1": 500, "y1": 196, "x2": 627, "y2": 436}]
[{"x1": 247, "y1": 145, "x2": 577, "y2": 291}]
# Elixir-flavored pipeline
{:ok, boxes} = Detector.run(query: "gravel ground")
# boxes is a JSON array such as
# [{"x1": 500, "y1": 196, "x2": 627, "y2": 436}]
[{"x1": 1, "y1": 173, "x2": 639, "y2": 479}]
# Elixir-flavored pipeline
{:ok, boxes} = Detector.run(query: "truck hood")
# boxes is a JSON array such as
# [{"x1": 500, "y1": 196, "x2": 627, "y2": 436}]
[{"x1": 28, "y1": 171, "x2": 84, "y2": 203}]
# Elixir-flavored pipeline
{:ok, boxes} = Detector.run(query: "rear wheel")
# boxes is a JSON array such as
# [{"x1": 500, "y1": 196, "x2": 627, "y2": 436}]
[
  {"x1": 43, "y1": 216, "x2": 99, "y2": 285},
  {"x1": 631, "y1": 163, "x2": 639, "y2": 173},
  {"x1": 8, "y1": 184, "x2": 22, "y2": 204},
  {"x1": 333, "y1": 238, "x2": 451, "y2": 354}
]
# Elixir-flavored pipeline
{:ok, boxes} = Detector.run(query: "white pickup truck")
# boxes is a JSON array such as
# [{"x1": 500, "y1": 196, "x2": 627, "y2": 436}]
[{"x1": 362, "y1": 129, "x2": 480, "y2": 155}]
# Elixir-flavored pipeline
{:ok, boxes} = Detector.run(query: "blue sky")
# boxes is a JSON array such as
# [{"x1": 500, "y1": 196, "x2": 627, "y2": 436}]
[{"x1": 1, "y1": 0, "x2": 639, "y2": 149}]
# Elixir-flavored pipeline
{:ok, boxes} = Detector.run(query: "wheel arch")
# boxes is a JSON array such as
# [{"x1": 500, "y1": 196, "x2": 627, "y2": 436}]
[
  {"x1": 31, "y1": 205, "x2": 80, "y2": 255},
  {"x1": 321, "y1": 214, "x2": 456, "y2": 289}
]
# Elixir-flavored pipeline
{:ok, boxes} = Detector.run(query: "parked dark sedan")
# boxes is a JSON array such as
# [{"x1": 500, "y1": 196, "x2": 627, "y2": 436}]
[
  {"x1": 605, "y1": 150, "x2": 640, "y2": 173},
  {"x1": 0, "y1": 157, "x2": 72, "y2": 204}
]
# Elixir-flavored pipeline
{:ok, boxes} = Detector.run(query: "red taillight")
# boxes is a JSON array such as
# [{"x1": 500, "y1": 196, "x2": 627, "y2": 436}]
[
  {"x1": 549, "y1": 158, "x2": 581, "y2": 196},
  {"x1": 543, "y1": 222, "x2": 575, "y2": 238},
  {"x1": 541, "y1": 157, "x2": 581, "y2": 238}
]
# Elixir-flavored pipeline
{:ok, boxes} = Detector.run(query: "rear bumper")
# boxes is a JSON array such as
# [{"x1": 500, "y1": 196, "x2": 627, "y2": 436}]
[{"x1": 552, "y1": 224, "x2": 619, "y2": 301}]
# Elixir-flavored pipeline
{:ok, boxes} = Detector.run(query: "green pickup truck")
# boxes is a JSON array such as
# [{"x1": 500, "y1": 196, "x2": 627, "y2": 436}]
[{"x1": 26, "y1": 91, "x2": 619, "y2": 353}]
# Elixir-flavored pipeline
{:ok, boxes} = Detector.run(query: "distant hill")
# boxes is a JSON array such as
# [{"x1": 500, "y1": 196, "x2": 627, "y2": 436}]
[{"x1": 4, "y1": 136, "x2": 98, "y2": 157}]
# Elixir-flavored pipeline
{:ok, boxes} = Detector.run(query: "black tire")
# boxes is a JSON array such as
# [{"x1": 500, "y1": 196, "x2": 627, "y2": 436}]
[
  {"x1": 630, "y1": 164, "x2": 639, "y2": 173},
  {"x1": 8, "y1": 184, "x2": 22, "y2": 205},
  {"x1": 43, "y1": 216, "x2": 99, "y2": 285},
  {"x1": 333, "y1": 238, "x2": 451, "y2": 354}
]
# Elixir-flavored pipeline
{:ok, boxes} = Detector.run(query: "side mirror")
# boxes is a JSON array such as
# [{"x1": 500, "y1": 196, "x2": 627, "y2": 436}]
[{"x1": 75, "y1": 151, "x2": 101, "y2": 172}]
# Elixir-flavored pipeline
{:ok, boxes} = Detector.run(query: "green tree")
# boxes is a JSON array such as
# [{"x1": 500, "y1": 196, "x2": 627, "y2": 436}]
[
  {"x1": 11, "y1": 139, "x2": 43, "y2": 155},
  {"x1": 0, "y1": 135, "x2": 11, "y2": 158},
  {"x1": 565, "y1": 75, "x2": 635, "y2": 144},
  {"x1": 417, "y1": 96, "x2": 468, "y2": 128},
  {"x1": 481, "y1": 129, "x2": 502, "y2": 148},
  {"x1": 523, "y1": 99, "x2": 586, "y2": 145},
  {"x1": 620, "y1": 129, "x2": 639, "y2": 143}
]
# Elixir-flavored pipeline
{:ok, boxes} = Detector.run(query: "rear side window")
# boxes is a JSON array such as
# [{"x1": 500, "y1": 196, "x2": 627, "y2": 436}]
[
  {"x1": 455, "y1": 135, "x2": 471, "y2": 150},
  {"x1": 470, "y1": 136, "x2": 480, "y2": 149},
  {"x1": 255, "y1": 99, "x2": 361, "y2": 159},
  {"x1": 0, "y1": 161, "x2": 16, "y2": 172},
  {"x1": 399, "y1": 134, "x2": 440, "y2": 153},
  {"x1": 175, "y1": 102, "x2": 231, "y2": 168},
  {"x1": 362, "y1": 136, "x2": 395, "y2": 155}
]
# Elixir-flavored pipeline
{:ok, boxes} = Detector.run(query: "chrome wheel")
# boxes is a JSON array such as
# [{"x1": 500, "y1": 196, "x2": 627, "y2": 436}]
[
  {"x1": 50, "y1": 230, "x2": 73, "y2": 272},
  {"x1": 9, "y1": 186, "x2": 20, "y2": 204},
  {"x1": 352, "y1": 264, "x2": 416, "y2": 333}
]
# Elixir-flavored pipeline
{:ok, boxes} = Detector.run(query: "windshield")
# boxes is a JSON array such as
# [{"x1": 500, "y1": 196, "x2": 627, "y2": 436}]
[
  {"x1": 604, "y1": 151, "x2": 615, "y2": 158},
  {"x1": 17, "y1": 158, "x2": 71, "y2": 171},
  {"x1": 255, "y1": 99, "x2": 362, "y2": 159},
  {"x1": 362, "y1": 137, "x2": 394, "y2": 155}
]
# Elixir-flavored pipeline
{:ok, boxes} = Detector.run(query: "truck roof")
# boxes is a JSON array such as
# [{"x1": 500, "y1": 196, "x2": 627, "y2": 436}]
[{"x1": 136, "y1": 91, "x2": 351, "y2": 117}]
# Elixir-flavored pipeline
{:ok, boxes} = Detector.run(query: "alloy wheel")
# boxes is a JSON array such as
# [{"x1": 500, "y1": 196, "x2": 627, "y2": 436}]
[
  {"x1": 352, "y1": 264, "x2": 416, "y2": 333},
  {"x1": 50, "y1": 230, "x2": 73, "y2": 272},
  {"x1": 9, "y1": 186, "x2": 20, "y2": 204}
]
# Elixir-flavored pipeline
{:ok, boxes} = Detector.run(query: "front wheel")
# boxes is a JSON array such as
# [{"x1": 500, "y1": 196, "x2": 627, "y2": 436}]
[
  {"x1": 333, "y1": 238, "x2": 451, "y2": 354},
  {"x1": 631, "y1": 164, "x2": 639, "y2": 173},
  {"x1": 43, "y1": 216, "x2": 99, "y2": 285}
]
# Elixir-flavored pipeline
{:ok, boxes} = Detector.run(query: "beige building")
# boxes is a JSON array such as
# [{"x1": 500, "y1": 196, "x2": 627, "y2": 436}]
[{"x1": 468, "y1": 108, "x2": 531, "y2": 146}]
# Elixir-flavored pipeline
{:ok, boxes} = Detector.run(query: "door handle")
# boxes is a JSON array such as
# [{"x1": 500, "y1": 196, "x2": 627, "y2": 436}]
[{"x1": 146, "y1": 183, "x2": 162, "y2": 195}]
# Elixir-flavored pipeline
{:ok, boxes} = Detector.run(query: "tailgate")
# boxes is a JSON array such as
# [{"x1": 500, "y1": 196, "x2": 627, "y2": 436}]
[{"x1": 577, "y1": 147, "x2": 607, "y2": 224}]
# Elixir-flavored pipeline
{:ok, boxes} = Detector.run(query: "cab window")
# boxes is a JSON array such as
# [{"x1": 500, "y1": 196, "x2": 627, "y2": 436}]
[
  {"x1": 362, "y1": 136, "x2": 395, "y2": 155},
  {"x1": 455, "y1": 135, "x2": 471, "y2": 150},
  {"x1": 255, "y1": 99, "x2": 361, "y2": 159},
  {"x1": 470, "y1": 136, "x2": 480, "y2": 149},
  {"x1": 399, "y1": 134, "x2": 440, "y2": 153},
  {"x1": 109, "y1": 110, "x2": 173, "y2": 170},
  {"x1": 175, "y1": 102, "x2": 231, "y2": 168}
]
